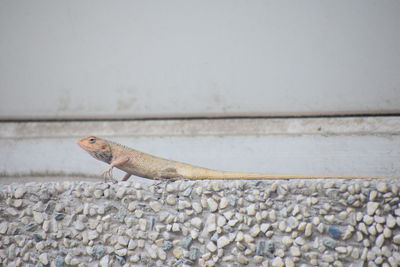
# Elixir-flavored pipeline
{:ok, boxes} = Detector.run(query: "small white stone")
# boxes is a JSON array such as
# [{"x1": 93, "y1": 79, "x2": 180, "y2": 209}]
[
  {"x1": 262, "y1": 260, "x2": 270, "y2": 267},
  {"x1": 285, "y1": 258, "x2": 295, "y2": 267},
  {"x1": 363, "y1": 215, "x2": 374, "y2": 225},
  {"x1": 237, "y1": 254, "x2": 249, "y2": 265},
  {"x1": 351, "y1": 248, "x2": 360, "y2": 259},
  {"x1": 377, "y1": 183, "x2": 388, "y2": 193},
  {"x1": 139, "y1": 218, "x2": 147, "y2": 231},
  {"x1": 206, "y1": 241, "x2": 217, "y2": 252},
  {"x1": 14, "y1": 187, "x2": 27, "y2": 199},
  {"x1": 217, "y1": 215, "x2": 227, "y2": 227},
  {"x1": 172, "y1": 223, "x2": 180, "y2": 232},
  {"x1": 335, "y1": 247, "x2": 347, "y2": 253},
  {"x1": 192, "y1": 202, "x2": 203, "y2": 213},
  {"x1": 247, "y1": 204, "x2": 257, "y2": 216},
  {"x1": 0, "y1": 222, "x2": 8, "y2": 234},
  {"x1": 376, "y1": 234, "x2": 385, "y2": 248},
  {"x1": 191, "y1": 217, "x2": 203, "y2": 230},
  {"x1": 321, "y1": 254, "x2": 335, "y2": 263},
  {"x1": 149, "y1": 201, "x2": 162, "y2": 212},
  {"x1": 282, "y1": 236, "x2": 293, "y2": 247},
  {"x1": 250, "y1": 224, "x2": 261, "y2": 237},
  {"x1": 292, "y1": 205, "x2": 300, "y2": 216},
  {"x1": 260, "y1": 223, "x2": 271, "y2": 233},
  {"x1": 74, "y1": 221, "x2": 85, "y2": 231},
  {"x1": 367, "y1": 202, "x2": 380, "y2": 215},
  {"x1": 383, "y1": 227, "x2": 392, "y2": 238},
  {"x1": 207, "y1": 198, "x2": 218, "y2": 212},
  {"x1": 217, "y1": 236, "x2": 231, "y2": 248},
  {"x1": 386, "y1": 214, "x2": 396, "y2": 228},
  {"x1": 290, "y1": 246, "x2": 301, "y2": 257},
  {"x1": 118, "y1": 236, "x2": 129, "y2": 246},
  {"x1": 99, "y1": 255, "x2": 109, "y2": 267},
  {"x1": 269, "y1": 210, "x2": 277, "y2": 222},
  {"x1": 128, "y1": 239, "x2": 137, "y2": 250},
  {"x1": 33, "y1": 211, "x2": 44, "y2": 224},
  {"x1": 39, "y1": 253, "x2": 48, "y2": 265},
  {"x1": 115, "y1": 248, "x2": 127, "y2": 256},
  {"x1": 219, "y1": 197, "x2": 228, "y2": 209},
  {"x1": 393, "y1": 234, "x2": 400, "y2": 244},
  {"x1": 166, "y1": 195, "x2": 177, "y2": 205},
  {"x1": 271, "y1": 257, "x2": 284, "y2": 267},
  {"x1": 115, "y1": 187, "x2": 126, "y2": 199},
  {"x1": 87, "y1": 230, "x2": 99, "y2": 240},
  {"x1": 304, "y1": 223, "x2": 313, "y2": 237},
  {"x1": 325, "y1": 215, "x2": 335, "y2": 224}
]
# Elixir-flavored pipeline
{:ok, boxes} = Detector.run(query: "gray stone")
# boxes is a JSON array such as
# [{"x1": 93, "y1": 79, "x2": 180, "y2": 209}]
[
  {"x1": 39, "y1": 253, "x2": 49, "y2": 265},
  {"x1": 393, "y1": 234, "x2": 400, "y2": 244},
  {"x1": 182, "y1": 237, "x2": 193, "y2": 249},
  {"x1": 247, "y1": 204, "x2": 257, "y2": 216},
  {"x1": 377, "y1": 183, "x2": 388, "y2": 193},
  {"x1": 191, "y1": 217, "x2": 203, "y2": 230},
  {"x1": 14, "y1": 187, "x2": 27, "y2": 199},
  {"x1": 367, "y1": 202, "x2": 380, "y2": 215},
  {"x1": 149, "y1": 201, "x2": 162, "y2": 212},
  {"x1": 271, "y1": 257, "x2": 284, "y2": 267},
  {"x1": 207, "y1": 198, "x2": 218, "y2": 212},
  {"x1": 217, "y1": 236, "x2": 231, "y2": 248}
]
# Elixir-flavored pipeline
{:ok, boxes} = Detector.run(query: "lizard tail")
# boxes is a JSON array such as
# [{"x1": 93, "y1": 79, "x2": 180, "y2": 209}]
[{"x1": 184, "y1": 168, "x2": 380, "y2": 180}]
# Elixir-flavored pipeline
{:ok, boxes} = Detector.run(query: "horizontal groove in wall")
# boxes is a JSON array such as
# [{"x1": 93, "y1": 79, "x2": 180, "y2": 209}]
[{"x1": 0, "y1": 116, "x2": 399, "y2": 139}]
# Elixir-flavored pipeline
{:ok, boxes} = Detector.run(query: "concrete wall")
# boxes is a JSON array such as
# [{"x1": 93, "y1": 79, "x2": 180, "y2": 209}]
[
  {"x1": 1, "y1": 0, "x2": 400, "y2": 120},
  {"x1": 1, "y1": 117, "x2": 399, "y2": 179}
]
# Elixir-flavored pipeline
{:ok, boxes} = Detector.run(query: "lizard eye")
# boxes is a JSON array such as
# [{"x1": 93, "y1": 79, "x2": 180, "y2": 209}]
[{"x1": 88, "y1": 138, "x2": 96, "y2": 144}]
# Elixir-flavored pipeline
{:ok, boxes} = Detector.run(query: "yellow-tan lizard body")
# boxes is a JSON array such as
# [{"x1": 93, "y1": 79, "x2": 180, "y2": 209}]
[{"x1": 77, "y1": 136, "x2": 380, "y2": 182}]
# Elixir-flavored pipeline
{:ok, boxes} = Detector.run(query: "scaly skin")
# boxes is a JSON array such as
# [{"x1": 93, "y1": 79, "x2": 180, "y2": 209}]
[{"x1": 77, "y1": 136, "x2": 380, "y2": 182}]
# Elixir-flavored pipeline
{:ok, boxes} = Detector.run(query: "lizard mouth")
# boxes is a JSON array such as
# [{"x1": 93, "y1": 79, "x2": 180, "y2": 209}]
[{"x1": 77, "y1": 138, "x2": 91, "y2": 151}]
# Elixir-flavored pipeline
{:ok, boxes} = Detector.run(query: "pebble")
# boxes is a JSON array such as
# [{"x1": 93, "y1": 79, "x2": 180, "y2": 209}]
[
  {"x1": 377, "y1": 183, "x2": 388, "y2": 193},
  {"x1": 191, "y1": 217, "x2": 203, "y2": 230},
  {"x1": 367, "y1": 202, "x2": 380, "y2": 215},
  {"x1": 237, "y1": 254, "x2": 249, "y2": 264},
  {"x1": 271, "y1": 257, "x2": 284, "y2": 267},
  {"x1": 166, "y1": 195, "x2": 177, "y2": 205},
  {"x1": 217, "y1": 236, "x2": 231, "y2": 248},
  {"x1": 304, "y1": 223, "x2": 313, "y2": 237},
  {"x1": 149, "y1": 201, "x2": 162, "y2": 212},
  {"x1": 327, "y1": 226, "x2": 342, "y2": 240},
  {"x1": 39, "y1": 253, "x2": 49, "y2": 265},
  {"x1": 247, "y1": 204, "x2": 257, "y2": 216},
  {"x1": 14, "y1": 187, "x2": 27, "y2": 199},
  {"x1": 386, "y1": 215, "x2": 396, "y2": 228},
  {"x1": 290, "y1": 246, "x2": 301, "y2": 257},
  {"x1": 206, "y1": 242, "x2": 217, "y2": 252},
  {"x1": 282, "y1": 236, "x2": 293, "y2": 247},
  {"x1": 207, "y1": 198, "x2": 219, "y2": 212},
  {"x1": 393, "y1": 234, "x2": 400, "y2": 244}
]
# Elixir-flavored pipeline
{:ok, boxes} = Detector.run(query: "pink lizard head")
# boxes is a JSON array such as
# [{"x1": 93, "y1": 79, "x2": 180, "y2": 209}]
[{"x1": 77, "y1": 136, "x2": 113, "y2": 163}]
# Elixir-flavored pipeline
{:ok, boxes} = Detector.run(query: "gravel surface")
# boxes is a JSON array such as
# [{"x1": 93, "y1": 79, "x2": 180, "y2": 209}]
[{"x1": 0, "y1": 178, "x2": 400, "y2": 266}]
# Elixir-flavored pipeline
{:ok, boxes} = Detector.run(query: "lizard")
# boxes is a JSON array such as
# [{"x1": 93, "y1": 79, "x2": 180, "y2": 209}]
[{"x1": 77, "y1": 136, "x2": 380, "y2": 182}]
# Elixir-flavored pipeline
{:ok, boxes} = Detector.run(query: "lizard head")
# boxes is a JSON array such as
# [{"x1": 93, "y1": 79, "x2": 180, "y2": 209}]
[{"x1": 77, "y1": 136, "x2": 113, "y2": 164}]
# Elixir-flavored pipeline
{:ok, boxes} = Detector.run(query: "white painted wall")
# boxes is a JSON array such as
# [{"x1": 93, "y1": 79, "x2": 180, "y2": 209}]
[{"x1": 1, "y1": 0, "x2": 400, "y2": 119}]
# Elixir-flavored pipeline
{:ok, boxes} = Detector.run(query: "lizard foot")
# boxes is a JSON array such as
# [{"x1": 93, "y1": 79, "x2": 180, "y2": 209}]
[{"x1": 101, "y1": 167, "x2": 117, "y2": 183}]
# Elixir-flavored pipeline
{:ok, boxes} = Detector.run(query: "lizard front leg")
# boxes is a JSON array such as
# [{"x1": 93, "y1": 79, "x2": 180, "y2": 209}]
[{"x1": 102, "y1": 156, "x2": 130, "y2": 183}]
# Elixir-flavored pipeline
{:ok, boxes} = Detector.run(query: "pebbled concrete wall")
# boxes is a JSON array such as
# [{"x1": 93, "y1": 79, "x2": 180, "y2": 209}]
[{"x1": 0, "y1": 179, "x2": 400, "y2": 266}]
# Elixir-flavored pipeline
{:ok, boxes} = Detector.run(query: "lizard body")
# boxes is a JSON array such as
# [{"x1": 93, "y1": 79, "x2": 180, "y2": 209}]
[{"x1": 77, "y1": 136, "x2": 379, "y2": 182}]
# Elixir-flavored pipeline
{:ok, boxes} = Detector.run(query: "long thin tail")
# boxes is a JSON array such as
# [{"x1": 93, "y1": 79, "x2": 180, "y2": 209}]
[{"x1": 185, "y1": 168, "x2": 382, "y2": 180}]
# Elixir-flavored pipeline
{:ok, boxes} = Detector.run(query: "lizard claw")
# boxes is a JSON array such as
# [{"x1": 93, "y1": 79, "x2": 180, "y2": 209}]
[{"x1": 101, "y1": 167, "x2": 115, "y2": 183}]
